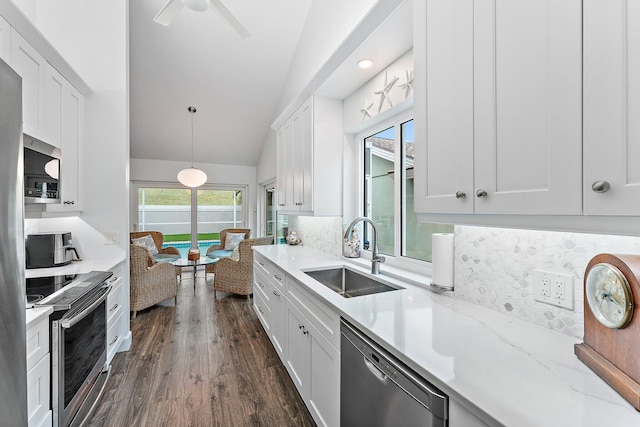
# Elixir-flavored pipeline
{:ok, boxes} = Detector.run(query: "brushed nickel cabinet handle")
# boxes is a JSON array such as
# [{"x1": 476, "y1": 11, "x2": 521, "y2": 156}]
[
  {"x1": 455, "y1": 191, "x2": 466, "y2": 199},
  {"x1": 476, "y1": 189, "x2": 488, "y2": 198},
  {"x1": 591, "y1": 181, "x2": 611, "y2": 193}
]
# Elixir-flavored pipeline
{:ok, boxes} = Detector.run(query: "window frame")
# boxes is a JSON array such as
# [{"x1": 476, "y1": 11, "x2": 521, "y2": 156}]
[{"x1": 356, "y1": 110, "x2": 435, "y2": 276}]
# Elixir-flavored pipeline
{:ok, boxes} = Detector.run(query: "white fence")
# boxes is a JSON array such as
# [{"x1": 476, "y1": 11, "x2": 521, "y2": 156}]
[{"x1": 138, "y1": 205, "x2": 245, "y2": 236}]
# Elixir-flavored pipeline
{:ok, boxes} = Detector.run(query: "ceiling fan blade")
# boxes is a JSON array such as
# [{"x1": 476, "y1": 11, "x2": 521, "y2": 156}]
[
  {"x1": 153, "y1": 0, "x2": 184, "y2": 26},
  {"x1": 209, "y1": 0, "x2": 250, "y2": 38}
]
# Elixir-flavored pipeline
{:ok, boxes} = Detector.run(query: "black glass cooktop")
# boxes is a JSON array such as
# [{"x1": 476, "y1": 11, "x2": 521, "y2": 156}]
[{"x1": 26, "y1": 274, "x2": 79, "y2": 302}]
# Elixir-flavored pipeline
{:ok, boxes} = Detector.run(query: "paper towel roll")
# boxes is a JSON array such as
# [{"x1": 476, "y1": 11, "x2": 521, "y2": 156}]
[{"x1": 431, "y1": 233, "x2": 454, "y2": 290}]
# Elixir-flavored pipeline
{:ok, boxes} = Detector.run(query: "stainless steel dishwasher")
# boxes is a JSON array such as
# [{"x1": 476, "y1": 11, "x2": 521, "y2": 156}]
[{"x1": 341, "y1": 320, "x2": 448, "y2": 426}]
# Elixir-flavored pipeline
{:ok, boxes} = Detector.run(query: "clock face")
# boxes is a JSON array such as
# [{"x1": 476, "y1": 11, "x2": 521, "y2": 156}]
[{"x1": 586, "y1": 263, "x2": 634, "y2": 329}]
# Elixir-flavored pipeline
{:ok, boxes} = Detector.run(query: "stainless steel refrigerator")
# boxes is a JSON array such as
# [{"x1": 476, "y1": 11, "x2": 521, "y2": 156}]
[{"x1": 0, "y1": 57, "x2": 28, "y2": 425}]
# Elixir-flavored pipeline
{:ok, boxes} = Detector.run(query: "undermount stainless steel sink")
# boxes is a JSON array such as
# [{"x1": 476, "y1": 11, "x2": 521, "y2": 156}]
[{"x1": 304, "y1": 267, "x2": 402, "y2": 298}]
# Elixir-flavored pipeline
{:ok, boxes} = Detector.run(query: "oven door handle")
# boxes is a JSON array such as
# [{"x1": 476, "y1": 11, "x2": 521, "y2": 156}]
[{"x1": 60, "y1": 285, "x2": 111, "y2": 329}]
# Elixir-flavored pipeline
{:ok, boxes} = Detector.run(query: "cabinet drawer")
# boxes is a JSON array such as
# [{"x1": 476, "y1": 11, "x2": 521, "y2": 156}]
[
  {"x1": 107, "y1": 278, "x2": 123, "y2": 324},
  {"x1": 287, "y1": 278, "x2": 340, "y2": 349},
  {"x1": 106, "y1": 311, "x2": 123, "y2": 365},
  {"x1": 27, "y1": 353, "x2": 50, "y2": 427},
  {"x1": 26, "y1": 317, "x2": 49, "y2": 372},
  {"x1": 254, "y1": 254, "x2": 271, "y2": 277},
  {"x1": 253, "y1": 288, "x2": 271, "y2": 332},
  {"x1": 254, "y1": 269, "x2": 271, "y2": 302},
  {"x1": 271, "y1": 265, "x2": 286, "y2": 292}
]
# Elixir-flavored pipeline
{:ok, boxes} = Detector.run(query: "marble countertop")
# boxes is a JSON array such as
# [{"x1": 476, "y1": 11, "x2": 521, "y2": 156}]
[
  {"x1": 25, "y1": 254, "x2": 126, "y2": 279},
  {"x1": 254, "y1": 245, "x2": 640, "y2": 427}
]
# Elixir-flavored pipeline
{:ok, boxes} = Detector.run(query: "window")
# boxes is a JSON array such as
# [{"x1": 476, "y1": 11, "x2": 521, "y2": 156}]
[
  {"x1": 264, "y1": 183, "x2": 288, "y2": 244},
  {"x1": 134, "y1": 183, "x2": 247, "y2": 256},
  {"x1": 362, "y1": 116, "x2": 453, "y2": 265}
]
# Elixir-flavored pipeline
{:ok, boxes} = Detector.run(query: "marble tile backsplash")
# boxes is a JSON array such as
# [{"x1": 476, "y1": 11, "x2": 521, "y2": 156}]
[
  {"x1": 287, "y1": 216, "x2": 343, "y2": 257},
  {"x1": 454, "y1": 226, "x2": 640, "y2": 338}
]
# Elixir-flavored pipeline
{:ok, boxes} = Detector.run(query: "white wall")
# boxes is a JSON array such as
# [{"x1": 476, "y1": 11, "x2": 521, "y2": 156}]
[
  {"x1": 130, "y1": 158, "x2": 258, "y2": 233},
  {"x1": 32, "y1": 0, "x2": 129, "y2": 249},
  {"x1": 256, "y1": 129, "x2": 277, "y2": 184},
  {"x1": 276, "y1": 0, "x2": 378, "y2": 115}
]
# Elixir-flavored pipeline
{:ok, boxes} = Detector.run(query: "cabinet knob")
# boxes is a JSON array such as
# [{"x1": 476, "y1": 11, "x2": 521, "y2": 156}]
[
  {"x1": 476, "y1": 189, "x2": 488, "y2": 198},
  {"x1": 455, "y1": 191, "x2": 466, "y2": 199},
  {"x1": 591, "y1": 181, "x2": 611, "y2": 193}
]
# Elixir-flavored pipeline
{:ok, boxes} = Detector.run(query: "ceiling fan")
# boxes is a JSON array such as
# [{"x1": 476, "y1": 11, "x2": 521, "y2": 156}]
[{"x1": 153, "y1": 0, "x2": 250, "y2": 38}]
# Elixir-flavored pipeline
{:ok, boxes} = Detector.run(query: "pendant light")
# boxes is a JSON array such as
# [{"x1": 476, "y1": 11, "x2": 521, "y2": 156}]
[{"x1": 177, "y1": 106, "x2": 207, "y2": 187}]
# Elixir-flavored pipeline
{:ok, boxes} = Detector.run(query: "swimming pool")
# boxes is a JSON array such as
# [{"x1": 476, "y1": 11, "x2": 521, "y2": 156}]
[{"x1": 163, "y1": 240, "x2": 219, "y2": 258}]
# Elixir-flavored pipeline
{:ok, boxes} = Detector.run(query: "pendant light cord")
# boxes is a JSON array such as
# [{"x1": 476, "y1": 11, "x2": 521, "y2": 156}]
[{"x1": 189, "y1": 106, "x2": 196, "y2": 168}]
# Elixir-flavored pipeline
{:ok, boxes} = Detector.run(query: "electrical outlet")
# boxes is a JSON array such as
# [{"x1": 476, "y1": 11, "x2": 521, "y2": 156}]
[
  {"x1": 103, "y1": 231, "x2": 120, "y2": 245},
  {"x1": 534, "y1": 270, "x2": 574, "y2": 310},
  {"x1": 541, "y1": 278, "x2": 550, "y2": 297}
]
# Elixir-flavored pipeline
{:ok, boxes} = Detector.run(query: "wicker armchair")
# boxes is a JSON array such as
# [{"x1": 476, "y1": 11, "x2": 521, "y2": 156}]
[
  {"x1": 130, "y1": 231, "x2": 181, "y2": 277},
  {"x1": 205, "y1": 228, "x2": 251, "y2": 277},
  {"x1": 213, "y1": 236, "x2": 274, "y2": 299},
  {"x1": 130, "y1": 244, "x2": 179, "y2": 319}
]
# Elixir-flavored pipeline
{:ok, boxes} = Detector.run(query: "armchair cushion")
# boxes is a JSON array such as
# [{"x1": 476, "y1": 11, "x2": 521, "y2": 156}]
[
  {"x1": 224, "y1": 232, "x2": 246, "y2": 250},
  {"x1": 132, "y1": 234, "x2": 158, "y2": 256},
  {"x1": 208, "y1": 249, "x2": 233, "y2": 259}
]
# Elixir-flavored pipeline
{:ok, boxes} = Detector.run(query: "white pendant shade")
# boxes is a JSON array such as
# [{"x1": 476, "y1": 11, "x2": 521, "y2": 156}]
[
  {"x1": 44, "y1": 159, "x2": 59, "y2": 179},
  {"x1": 177, "y1": 167, "x2": 207, "y2": 187}
]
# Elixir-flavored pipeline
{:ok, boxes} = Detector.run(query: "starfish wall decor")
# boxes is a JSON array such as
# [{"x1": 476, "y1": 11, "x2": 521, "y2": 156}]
[
  {"x1": 374, "y1": 71, "x2": 399, "y2": 113},
  {"x1": 398, "y1": 69, "x2": 414, "y2": 99},
  {"x1": 360, "y1": 99, "x2": 374, "y2": 121}
]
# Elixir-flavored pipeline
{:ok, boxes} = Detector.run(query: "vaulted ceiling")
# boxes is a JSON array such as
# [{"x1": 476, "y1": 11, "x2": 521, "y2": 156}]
[{"x1": 129, "y1": 0, "x2": 313, "y2": 166}]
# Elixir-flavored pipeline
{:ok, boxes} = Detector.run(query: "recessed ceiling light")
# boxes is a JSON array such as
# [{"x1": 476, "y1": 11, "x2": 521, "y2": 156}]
[{"x1": 357, "y1": 59, "x2": 373, "y2": 69}]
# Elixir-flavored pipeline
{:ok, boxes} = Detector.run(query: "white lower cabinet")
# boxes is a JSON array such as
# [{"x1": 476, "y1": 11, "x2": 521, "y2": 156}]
[
  {"x1": 253, "y1": 255, "x2": 339, "y2": 427},
  {"x1": 106, "y1": 266, "x2": 126, "y2": 365},
  {"x1": 26, "y1": 315, "x2": 51, "y2": 427},
  {"x1": 284, "y1": 294, "x2": 340, "y2": 427}
]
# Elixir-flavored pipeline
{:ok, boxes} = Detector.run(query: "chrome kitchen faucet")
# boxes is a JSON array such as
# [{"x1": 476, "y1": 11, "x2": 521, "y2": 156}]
[{"x1": 344, "y1": 217, "x2": 385, "y2": 275}]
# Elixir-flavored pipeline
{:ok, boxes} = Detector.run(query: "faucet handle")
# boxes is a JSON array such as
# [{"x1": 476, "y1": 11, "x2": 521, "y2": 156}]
[{"x1": 374, "y1": 255, "x2": 386, "y2": 264}]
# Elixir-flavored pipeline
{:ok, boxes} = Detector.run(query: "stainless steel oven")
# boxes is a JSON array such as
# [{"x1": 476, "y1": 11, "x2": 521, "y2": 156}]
[{"x1": 31, "y1": 271, "x2": 114, "y2": 427}]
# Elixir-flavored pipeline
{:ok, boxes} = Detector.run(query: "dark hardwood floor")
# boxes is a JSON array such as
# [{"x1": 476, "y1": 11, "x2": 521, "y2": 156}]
[{"x1": 88, "y1": 272, "x2": 315, "y2": 427}]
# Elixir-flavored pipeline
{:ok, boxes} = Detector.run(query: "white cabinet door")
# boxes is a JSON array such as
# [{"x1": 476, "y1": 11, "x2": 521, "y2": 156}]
[
  {"x1": 269, "y1": 283, "x2": 286, "y2": 360},
  {"x1": 27, "y1": 353, "x2": 50, "y2": 427},
  {"x1": 10, "y1": 28, "x2": 47, "y2": 140},
  {"x1": 414, "y1": 0, "x2": 474, "y2": 214},
  {"x1": 46, "y1": 82, "x2": 83, "y2": 211},
  {"x1": 297, "y1": 98, "x2": 313, "y2": 211},
  {"x1": 307, "y1": 321, "x2": 340, "y2": 427},
  {"x1": 277, "y1": 119, "x2": 295, "y2": 210},
  {"x1": 43, "y1": 66, "x2": 64, "y2": 148},
  {"x1": 583, "y1": 0, "x2": 640, "y2": 215},
  {"x1": 285, "y1": 302, "x2": 311, "y2": 399},
  {"x1": 473, "y1": 0, "x2": 582, "y2": 214},
  {"x1": 0, "y1": 16, "x2": 9, "y2": 64}
]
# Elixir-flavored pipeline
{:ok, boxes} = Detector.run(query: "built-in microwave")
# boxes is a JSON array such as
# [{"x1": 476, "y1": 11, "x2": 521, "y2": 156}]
[{"x1": 24, "y1": 134, "x2": 61, "y2": 204}]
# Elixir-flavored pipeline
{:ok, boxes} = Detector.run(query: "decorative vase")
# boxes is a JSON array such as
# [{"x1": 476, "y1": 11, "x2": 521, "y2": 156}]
[
  {"x1": 343, "y1": 226, "x2": 360, "y2": 258},
  {"x1": 188, "y1": 248, "x2": 200, "y2": 261},
  {"x1": 286, "y1": 231, "x2": 301, "y2": 246}
]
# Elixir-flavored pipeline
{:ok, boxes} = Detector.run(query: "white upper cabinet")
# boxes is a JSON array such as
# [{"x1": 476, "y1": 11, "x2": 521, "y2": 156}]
[
  {"x1": 43, "y1": 65, "x2": 64, "y2": 148},
  {"x1": 276, "y1": 96, "x2": 342, "y2": 216},
  {"x1": 474, "y1": 0, "x2": 582, "y2": 215},
  {"x1": 583, "y1": 0, "x2": 640, "y2": 215},
  {"x1": 10, "y1": 28, "x2": 47, "y2": 141},
  {"x1": 46, "y1": 82, "x2": 83, "y2": 211},
  {"x1": 414, "y1": 0, "x2": 582, "y2": 216},
  {"x1": 0, "y1": 16, "x2": 9, "y2": 64},
  {"x1": 414, "y1": 0, "x2": 474, "y2": 214}
]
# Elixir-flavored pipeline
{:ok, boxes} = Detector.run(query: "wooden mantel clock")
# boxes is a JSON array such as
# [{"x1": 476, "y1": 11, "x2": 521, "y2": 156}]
[{"x1": 575, "y1": 253, "x2": 640, "y2": 410}]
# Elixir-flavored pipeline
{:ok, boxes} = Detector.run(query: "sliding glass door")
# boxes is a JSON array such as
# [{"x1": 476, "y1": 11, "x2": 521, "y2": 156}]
[{"x1": 133, "y1": 183, "x2": 247, "y2": 256}]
